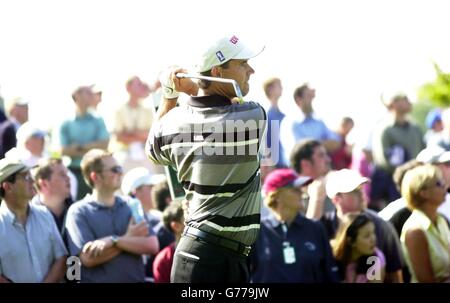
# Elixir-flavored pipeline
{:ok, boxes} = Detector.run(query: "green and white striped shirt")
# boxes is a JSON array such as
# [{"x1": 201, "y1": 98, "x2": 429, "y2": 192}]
[{"x1": 147, "y1": 95, "x2": 266, "y2": 245}]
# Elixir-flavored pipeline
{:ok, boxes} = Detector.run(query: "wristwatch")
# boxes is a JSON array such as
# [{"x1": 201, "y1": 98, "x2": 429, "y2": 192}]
[{"x1": 111, "y1": 235, "x2": 119, "y2": 246}]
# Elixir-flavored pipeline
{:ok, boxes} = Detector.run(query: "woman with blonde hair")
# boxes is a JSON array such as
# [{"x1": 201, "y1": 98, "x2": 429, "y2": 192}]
[
  {"x1": 401, "y1": 164, "x2": 450, "y2": 282},
  {"x1": 332, "y1": 212, "x2": 386, "y2": 283}
]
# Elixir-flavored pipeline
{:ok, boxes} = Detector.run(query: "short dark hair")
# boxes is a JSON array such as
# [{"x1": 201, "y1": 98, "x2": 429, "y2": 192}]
[
  {"x1": 80, "y1": 149, "x2": 112, "y2": 188},
  {"x1": 0, "y1": 173, "x2": 18, "y2": 199},
  {"x1": 162, "y1": 200, "x2": 184, "y2": 233},
  {"x1": 293, "y1": 83, "x2": 309, "y2": 101},
  {"x1": 151, "y1": 181, "x2": 171, "y2": 212},
  {"x1": 198, "y1": 61, "x2": 230, "y2": 90},
  {"x1": 290, "y1": 139, "x2": 322, "y2": 174},
  {"x1": 32, "y1": 158, "x2": 63, "y2": 191}
]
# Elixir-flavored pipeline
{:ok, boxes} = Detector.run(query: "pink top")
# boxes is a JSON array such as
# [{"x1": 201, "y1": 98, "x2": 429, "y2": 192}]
[{"x1": 345, "y1": 247, "x2": 386, "y2": 283}]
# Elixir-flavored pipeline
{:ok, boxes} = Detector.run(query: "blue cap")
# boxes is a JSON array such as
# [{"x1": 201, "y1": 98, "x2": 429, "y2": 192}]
[{"x1": 425, "y1": 109, "x2": 442, "y2": 129}]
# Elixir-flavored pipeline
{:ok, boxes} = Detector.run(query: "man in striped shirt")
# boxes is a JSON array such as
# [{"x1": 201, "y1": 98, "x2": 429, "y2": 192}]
[{"x1": 146, "y1": 35, "x2": 266, "y2": 282}]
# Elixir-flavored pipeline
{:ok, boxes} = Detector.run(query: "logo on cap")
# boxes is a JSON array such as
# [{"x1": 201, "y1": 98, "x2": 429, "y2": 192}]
[
  {"x1": 216, "y1": 51, "x2": 226, "y2": 62},
  {"x1": 229, "y1": 36, "x2": 239, "y2": 44}
]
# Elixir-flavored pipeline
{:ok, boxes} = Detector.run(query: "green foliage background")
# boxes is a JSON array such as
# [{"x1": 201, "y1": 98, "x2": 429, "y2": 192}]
[{"x1": 411, "y1": 63, "x2": 450, "y2": 132}]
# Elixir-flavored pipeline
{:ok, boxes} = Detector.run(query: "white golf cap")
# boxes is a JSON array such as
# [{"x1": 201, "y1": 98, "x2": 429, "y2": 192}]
[
  {"x1": 196, "y1": 35, "x2": 264, "y2": 73},
  {"x1": 416, "y1": 146, "x2": 450, "y2": 164},
  {"x1": 121, "y1": 167, "x2": 166, "y2": 195},
  {"x1": 326, "y1": 169, "x2": 369, "y2": 198}
]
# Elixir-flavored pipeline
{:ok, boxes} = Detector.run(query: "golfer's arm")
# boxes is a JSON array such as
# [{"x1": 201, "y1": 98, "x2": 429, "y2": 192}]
[{"x1": 156, "y1": 99, "x2": 178, "y2": 120}]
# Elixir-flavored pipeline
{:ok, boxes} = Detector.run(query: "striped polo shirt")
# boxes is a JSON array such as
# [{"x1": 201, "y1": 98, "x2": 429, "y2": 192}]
[{"x1": 147, "y1": 94, "x2": 267, "y2": 246}]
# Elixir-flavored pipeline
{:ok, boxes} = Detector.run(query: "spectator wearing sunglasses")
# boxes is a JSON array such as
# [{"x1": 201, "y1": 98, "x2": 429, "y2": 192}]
[
  {"x1": 65, "y1": 149, "x2": 159, "y2": 282},
  {"x1": 400, "y1": 164, "x2": 450, "y2": 282}
]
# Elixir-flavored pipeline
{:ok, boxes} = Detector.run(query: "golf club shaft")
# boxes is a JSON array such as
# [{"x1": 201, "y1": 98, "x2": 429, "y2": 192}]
[{"x1": 176, "y1": 73, "x2": 243, "y2": 101}]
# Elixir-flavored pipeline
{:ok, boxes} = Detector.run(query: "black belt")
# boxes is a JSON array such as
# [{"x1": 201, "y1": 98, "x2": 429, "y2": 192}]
[{"x1": 183, "y1": 227, "x2": 251, "y2": 257}]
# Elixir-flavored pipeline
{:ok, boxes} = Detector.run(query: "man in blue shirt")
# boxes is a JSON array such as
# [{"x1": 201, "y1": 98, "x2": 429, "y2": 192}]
[
  {"x1": 0, "y1": 157, "x2": 67, "y2": 283},
  {"x1": 65, "y1": 149, "x2": 159, "y2": 282},
  {"x1": 279, "y1": 84, "x2": 339, "y2": 166},
  {"x1": 251, "y1": 168, "x2": 338, "y2": 283},
  {"x1": 263, "y1": 77, "x2": 285, "y2": 168}
]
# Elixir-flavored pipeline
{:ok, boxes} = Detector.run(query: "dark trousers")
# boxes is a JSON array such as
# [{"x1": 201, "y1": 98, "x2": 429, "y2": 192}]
[
  {"x1": 369, "y1": 167, "x2": 401, "y2": 211},
  {"x1": 171, "y1": 235, "x2": 250, "y2": 283}
]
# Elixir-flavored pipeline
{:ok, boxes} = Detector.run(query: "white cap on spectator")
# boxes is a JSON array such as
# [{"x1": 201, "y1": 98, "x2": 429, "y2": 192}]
[
  {"x1": 326, "y1": 169, "x2": 369, "y2": 198},
  {"x1": 416, "y1": 146, "x2": 450, "y2": 164},
  {"x1": 121, "y1": 167, "x2": 166, "y2": 195},
  {"x1": 5, "y1": 97, "x2": 28, "y2": 114},
  {"x1": 16, "y1": 122, "x2": 46, "y2": 146}
]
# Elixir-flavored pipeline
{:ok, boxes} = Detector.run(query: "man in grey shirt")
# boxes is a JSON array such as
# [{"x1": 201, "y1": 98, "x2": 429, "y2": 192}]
[
  {"x1": 0, "y1": 156, "x2": 67, "y2": 283},
  {"x1": 65, "y1": 149, "x2": 159, "y2": 282}
]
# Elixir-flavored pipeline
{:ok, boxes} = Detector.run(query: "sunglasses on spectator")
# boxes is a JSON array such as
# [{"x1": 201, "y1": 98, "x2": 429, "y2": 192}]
[
  {"x1": 435, "y1": 180, "x2": 446, "y2": 188},
  {"x1": 16, "y1": 173, "x2": 33, "y2": 182},
  {"x1": 104, "y1": 166, "x2": 123, "y2": 174},
  {"x1": 424, "y1": 179, "x2": 446, "y2": 189}
]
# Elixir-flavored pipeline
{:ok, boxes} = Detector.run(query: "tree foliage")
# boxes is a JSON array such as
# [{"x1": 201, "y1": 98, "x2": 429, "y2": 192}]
[{"x1": 418, "y1": 62, "x2": 450, "y2": 107}]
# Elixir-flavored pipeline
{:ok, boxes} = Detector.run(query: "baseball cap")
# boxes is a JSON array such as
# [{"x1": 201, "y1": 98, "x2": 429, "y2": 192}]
[
  {"x1": 326, "y1": 169, "x2": 369, "y2": 198},
  {"x1": 263, "y1": 168, "x2": 312, "y2": 196},
  {"x1": 121, "y1": 167, "x2": 167, "y2": 195},
  {"x1": 425, "y1": 109, "x2": 442, "y2": 129},
  {"x1": 0, "y1": 157, "x2": 29, "y2": 184},
  {"x1": 16, "y1": 122, "x2": 46, "y2": 145},
  {"x1": 416, "y1": 146, "x2": 450, "y2": 164},
  {"x1": 5, "y1": 97, "x2": 29, "y2": 113},
  {"x1": 196, "y1": 35, "x2": 264, "y2": 73}
]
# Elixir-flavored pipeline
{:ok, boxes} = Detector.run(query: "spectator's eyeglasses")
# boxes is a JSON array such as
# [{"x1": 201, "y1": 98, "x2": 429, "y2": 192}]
[
  {"x1": 104, "y1": 166, "x2": 123, "y2": 174},
  {"x1": 424, "y1": 179, "x2": 446, "y2": 190},
  {"x1": 16, "y1": 173, "x2": 33, "y2": 182},
  {"x1": 435, "y1": 180, "x2": 446, "y2": 188}
]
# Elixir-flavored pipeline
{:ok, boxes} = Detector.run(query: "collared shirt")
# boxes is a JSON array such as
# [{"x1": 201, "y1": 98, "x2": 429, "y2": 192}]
[
  {"x1": 251, "y1": 213, "x2": 339, "y2": 283},
  {"x1": 0, "y1": 202, "x2": 68, "y2": 283},
  {"x1": 279, "y1": 112, "x2": 339, "y2": 165},
  {"x1": 31, "y1": 195, "x2": 72, "y2": 243},
  {"x1": 401, "y1": 209, "x2": 450, "y2": 282},
  {"x1": 320, "y1": 209, "x2": 404, "y2": 273},
  {"x1": 65, "y1": 195, "x2": 154, "y2": 283},
  {"x1": 59, "y1": 112, "x2": 110, "y2": 167},
  {"x1": 147, "y1": 95, "x2": 267, "y2": 246}
]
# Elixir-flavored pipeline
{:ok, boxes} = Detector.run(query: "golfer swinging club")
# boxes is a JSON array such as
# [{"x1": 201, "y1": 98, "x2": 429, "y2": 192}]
[{"x1": 146, "y1": 35, "x2": 266, "y2": 282}]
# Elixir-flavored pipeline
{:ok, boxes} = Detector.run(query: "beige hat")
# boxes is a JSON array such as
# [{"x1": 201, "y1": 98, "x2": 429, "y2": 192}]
[
  {"x1": 196, "y1": 35, "x2": 264, "y2": 73},
  {"x1": 0, "y1": 157, "x2": 29, "y2": 184},
  {"x1": 326, "y1": 169, "x2": 369, "y2": 198}
]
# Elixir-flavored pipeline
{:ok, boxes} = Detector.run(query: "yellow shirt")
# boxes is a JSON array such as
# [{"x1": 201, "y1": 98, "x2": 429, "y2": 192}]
[
  {"x1": 112, "y1": 102, "x2": 153, "y2": 150},
  {"x1": 401, "y1": 209, "x2": 450, "y2": 282}
]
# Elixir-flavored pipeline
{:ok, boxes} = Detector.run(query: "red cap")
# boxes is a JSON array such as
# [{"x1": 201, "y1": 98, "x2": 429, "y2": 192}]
[{"x1": 263, "y1": 168, "x2": 312, "y2": 196}]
